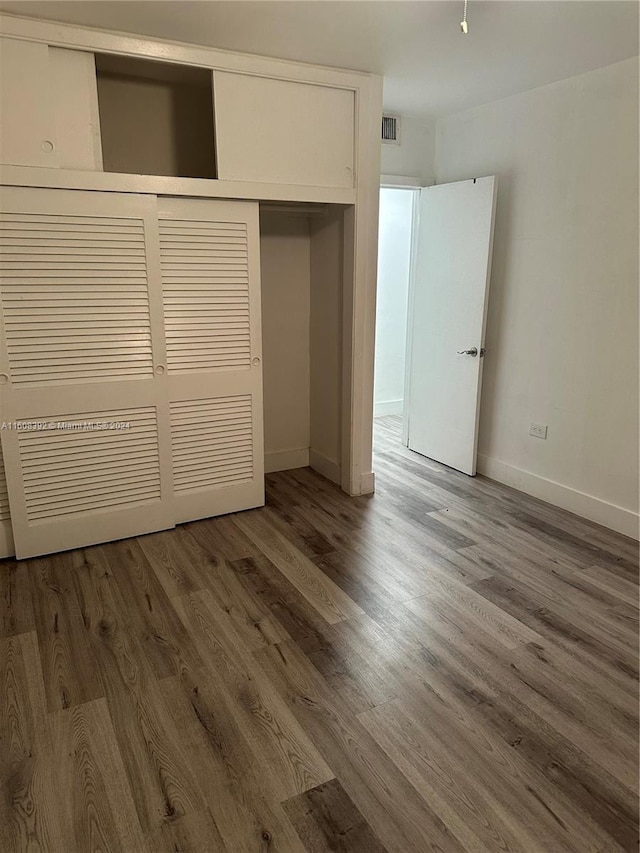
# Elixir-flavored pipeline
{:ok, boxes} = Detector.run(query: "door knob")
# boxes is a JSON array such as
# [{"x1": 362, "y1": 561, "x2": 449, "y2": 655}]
[{"x1": 457, "y1": 347, "x2": 478, "y2": 357}]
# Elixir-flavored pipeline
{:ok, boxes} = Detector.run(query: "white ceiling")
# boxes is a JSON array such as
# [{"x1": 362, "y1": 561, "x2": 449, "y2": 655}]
[{"x1": 1, "y1": 1, "x2": 638, "y2": 117}]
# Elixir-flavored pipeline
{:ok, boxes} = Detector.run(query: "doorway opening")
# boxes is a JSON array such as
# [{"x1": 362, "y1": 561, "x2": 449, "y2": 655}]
[{"x1": 373, "y1": 184, "x2": 418, "y2": 451}]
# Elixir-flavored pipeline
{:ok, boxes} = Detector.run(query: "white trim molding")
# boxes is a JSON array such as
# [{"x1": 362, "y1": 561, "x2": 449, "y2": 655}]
[
  {"x1": 477, "y1": 454, "x2": 639, "y2": 540},
  {"x1": 264, "y1": 448, "x2": 310, "y2": 474},
  {"x1": 359, "y1": 471, "x2": 376, "y2": 495},
  {"x1": 0, "y1": 165, "x2": 356, "y2": 205},
  {"x1": 310, "y1": 450, "x2": 341, "y2": 486},
  {"x1": 374, "y1": 399, "x2": 404, "y2": 417}
]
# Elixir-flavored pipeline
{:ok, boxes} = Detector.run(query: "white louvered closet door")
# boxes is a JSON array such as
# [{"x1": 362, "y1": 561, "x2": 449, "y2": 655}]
[
  {"x1": 0, "y1": 187, "x2": 174, "y2": 559},
  {"x1": 157, "y1": 197, "x2": 264, "y2": 523}
]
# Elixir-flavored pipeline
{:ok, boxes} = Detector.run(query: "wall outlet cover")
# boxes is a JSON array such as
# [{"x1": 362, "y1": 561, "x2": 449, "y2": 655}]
[{"x1": 529, "y1": 423, "x2": 548, "y2": 439}]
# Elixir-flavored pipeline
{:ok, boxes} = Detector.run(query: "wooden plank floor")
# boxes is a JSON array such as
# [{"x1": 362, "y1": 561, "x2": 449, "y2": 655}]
[{"x1": 1, "y1": 415, "x2": 638, "y2": 852}]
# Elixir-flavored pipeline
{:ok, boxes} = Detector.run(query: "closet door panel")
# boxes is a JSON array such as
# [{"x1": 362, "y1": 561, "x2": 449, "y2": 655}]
[
  {"x1": 0, "y1": 40, "x2": 101, "y2": 170},
  {"x1": 213, "y1": 71, "x2": 355, "y2": 188},
  {"x1": 0, "y1": 187, "x2": 174, "y2": 559},
  {"x1": 0, "y1": 37, "x2": 58, "y2": 168},
  {"x1": 158, "y1": 197, "x2": 264, "y2": 524}
]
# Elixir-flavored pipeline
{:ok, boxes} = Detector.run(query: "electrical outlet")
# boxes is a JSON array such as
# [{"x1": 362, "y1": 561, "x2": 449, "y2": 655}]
[{"x1": 529, "y1": 423, "x2": 548, "y2": 439}]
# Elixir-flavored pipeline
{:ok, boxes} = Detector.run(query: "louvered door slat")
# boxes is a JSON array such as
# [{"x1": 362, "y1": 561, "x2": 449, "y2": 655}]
[
  {"x1": 0, "y1": 187, "x2": 174, "y2": 558},
  {"x1": 171, "y1": 397, "x2": 253, "y2": 491},
  {"x1": 158, "y1": 197, "x2": 264, "y2": 525},
  {"x1": 0, "y1": 208, "x2": 155, "y2": 388},
  {"x1": 160, "y1": 216, "x2": 251, "y2": 374}
]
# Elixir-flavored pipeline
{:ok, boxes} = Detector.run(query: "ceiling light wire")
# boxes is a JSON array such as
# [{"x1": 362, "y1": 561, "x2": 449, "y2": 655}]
[{"x1": 461, "y1": 0, "x2": 469, "y2": 34}]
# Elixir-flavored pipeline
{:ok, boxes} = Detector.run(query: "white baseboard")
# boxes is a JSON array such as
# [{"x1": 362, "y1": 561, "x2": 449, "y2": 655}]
[
  {"x1": 360, "y1": 471, "x2": 376, "y2": 495},
  {"x1": 374, "y1": 399, "x2": 404, "y2": 418},
  {"x1": 477, "y1": 454, "x2": 639, "y2": 540},
  {"x1": 264, "y1": 447, "x2": 309, "y2": 474},
  {"x1": 309, "y1": 449, "x2": 341, "y2": 485}
]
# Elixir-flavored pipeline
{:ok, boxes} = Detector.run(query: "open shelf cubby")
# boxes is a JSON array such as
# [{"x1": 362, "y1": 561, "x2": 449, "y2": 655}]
[{"x1": 95, "y1": 53, "x2": 216, "y2": 179}]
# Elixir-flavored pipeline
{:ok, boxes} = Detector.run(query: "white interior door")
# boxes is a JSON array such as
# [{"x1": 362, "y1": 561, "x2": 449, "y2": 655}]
[
  {"x1": 406, "y1": 176, "x2": 497, "y2": 475},
  {"x1": 157, "y1": 197, "x2": 264, "y2": 524},
  {"x1": 0, "y1": 187, "x2": 175, "y2": 559}
]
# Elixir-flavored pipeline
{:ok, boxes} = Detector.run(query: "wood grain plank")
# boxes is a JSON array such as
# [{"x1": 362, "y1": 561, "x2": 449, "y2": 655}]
[
  {"x1": 51, "y1": 698, "x2": 148, "y2": 853},
  {"x1": 461, "y1": 544, "x2": 639, "y2": 658},
  {"x1": 137, "y1": 527, "x2": 211, "y2": 599},
  {"x1": 229, "y1": 554, "x2": 333, "y2": 653},
  {"x1": 254, "y1": 639, "x2": 468, "y2": 853},
  {"x1": 1, "y1": 632, "x2": 66, "y2": 853},
  {"x1": 234, "y1": 509, "x2": 365, "y2": 623},
  {"x1": 470, "y1": 573, "x2": 639, "y2": 698},
  {"x1": 359, "y1": 694, "x2": 627, "y2": 853},
  {"x1": 0, "y1": 559, "x2": 34, "y2": 638},
  {"x1": 282, "y1": 779, "x2": 389, "y2": 853},
  {"x1": 29, "y1": 551, "x2": 104, "y2": 712},
  {"x1": 360, "y1": 700, "x2": 543, "y2": 853},
  {"x1": 192, "y1": 551, "x2": 291, "y2": 652},
  {"x1": 186, "y1": 514, "x2": 261, "y2": 562},
  {"x1": 371, "y1": 603, "x2": 639, "y2": 851},
  {"x1": 147, "y1": 810, "x2": 228, "y2": 853},
  {"x1": 172, "y1": 589, "x2": 334, "y2": 801},
  {"x1": 403, "y1": 577, "x2": 542, "y2": 650},
  {"x1": 69, "y1": 547, "x2": 203, "y2": 833},
  {"x1": 160, "y1": 673, "x2": 308, "y2": 853},
  {"x1": 101, "y1": 538, "x2": 204, "y2": 679}
]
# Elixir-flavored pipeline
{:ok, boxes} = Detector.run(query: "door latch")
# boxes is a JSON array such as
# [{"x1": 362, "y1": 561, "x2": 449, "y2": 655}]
[{"x1": 456, "y1": 347, "x2": 486, "y2": 357}]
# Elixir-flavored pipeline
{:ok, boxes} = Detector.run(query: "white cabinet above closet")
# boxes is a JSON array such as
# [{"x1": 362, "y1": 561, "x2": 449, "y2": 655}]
[
  {"x1": 213, "y1": 72, "x2": 355, "y2": 189},
  {"x1": 0, "y1": 37, "x2": 102, "y2": 171}
]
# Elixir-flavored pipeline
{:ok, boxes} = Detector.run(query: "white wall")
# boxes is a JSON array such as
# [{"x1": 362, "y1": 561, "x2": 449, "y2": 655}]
[
  {"x1": 309, "y1": 208, "x2": 344, "y2": 483},
  {"x1": 380, "y1": 115, "x2": 435, "y2": 184},
  {"x1": 434, "y1": 57, "x2": 639, "y2": 537},
  {"x1": 374, "y1": 188, "x2": 414, "y2": 416},
  {"x1": 260, "y1": 212, "x2": 311, "y2": 472}
]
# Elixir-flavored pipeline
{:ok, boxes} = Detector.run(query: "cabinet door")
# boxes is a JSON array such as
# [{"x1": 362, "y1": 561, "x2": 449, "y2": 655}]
[
  {"x1": 157, "y1": 197, "x2": 264, "y2": 523},
  {"x1": 0, "y1": 187, "x2": 175, "y2": 559},
  {"x1": 213, "y1": 71, "x2": 355, "y2": 188},
  {"x1": 0, "y1": 37, "x2": 59, "y2": 168},
  {"x1": 0, "y1": 38, "x2": 102, "y2": 171},
  {"x1": 49, "y1": 47, "x2": 103, "y2": 170}
]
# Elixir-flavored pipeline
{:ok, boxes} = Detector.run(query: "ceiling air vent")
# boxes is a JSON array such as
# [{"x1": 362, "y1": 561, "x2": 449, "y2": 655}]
[{"x1": 381, "y1": 114, "x2": 400, "y2": 145}]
